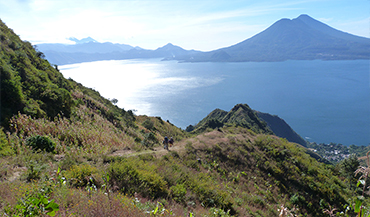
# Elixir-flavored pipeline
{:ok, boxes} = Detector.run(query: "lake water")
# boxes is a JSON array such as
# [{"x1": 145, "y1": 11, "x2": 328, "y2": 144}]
[{"x1": 60, "y1": 59, "x2": 370, "y2": 146}]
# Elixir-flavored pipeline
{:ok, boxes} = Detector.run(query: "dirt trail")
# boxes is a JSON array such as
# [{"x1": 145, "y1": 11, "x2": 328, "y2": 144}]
[
  {"x1": 108, "y1": 130, "x2": 230, "y2": 158},
  {"x1": 109, "y1": 138, "x2": 189, "y2": 158}
]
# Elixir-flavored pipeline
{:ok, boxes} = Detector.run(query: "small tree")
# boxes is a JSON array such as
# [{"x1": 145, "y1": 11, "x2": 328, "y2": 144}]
[
  {"x1": 111, "y1": 98, "x2": 118, "y2": 104},
  {"x1": 141, "y1": 132, "x2": 157, "y2": 148},
  {"x1": 340, "y1": 154, "x2": 360, "y2": 188},
  {"x1": 26, "y1": 135, "x2": 56, "y2": 153},
  {"x1": 142, "y1": 119, "x2": 154, "y2": 131}
]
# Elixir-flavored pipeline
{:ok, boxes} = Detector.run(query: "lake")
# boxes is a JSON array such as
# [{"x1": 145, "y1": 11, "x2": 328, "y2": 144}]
[{"x1": 60, "y1": 59, "x2": 370, "y2": 146}]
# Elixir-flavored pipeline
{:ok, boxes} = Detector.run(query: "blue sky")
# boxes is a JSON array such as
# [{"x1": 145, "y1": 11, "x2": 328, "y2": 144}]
[{"x1": 0, "y1": 0, "x2": 369, "y2": 51}]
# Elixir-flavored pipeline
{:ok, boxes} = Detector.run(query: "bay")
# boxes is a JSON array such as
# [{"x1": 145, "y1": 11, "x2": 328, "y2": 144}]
[{"x1": 60, "y1": 59, "x2": 370, "y2": 146}]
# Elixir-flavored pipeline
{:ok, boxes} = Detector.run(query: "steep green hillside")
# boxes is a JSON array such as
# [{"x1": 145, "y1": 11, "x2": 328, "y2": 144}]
[
  {"x1": 256, "y1": 111, "x2": 307, "y2": 146},
  {"x1": 188, "y1": 104, "x2": 273, "y2": 135},
  {"x1": 0, "y1": 19, "x2": 74, "y2": 126}
]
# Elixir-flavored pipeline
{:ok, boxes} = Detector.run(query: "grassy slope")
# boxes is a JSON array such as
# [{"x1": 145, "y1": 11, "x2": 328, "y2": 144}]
[
  {"x1": 0, "y1": 19, "x2": 361, "y2": 217},
  {"x1": 191, "y1": 104, "x2": 273, "y2": 135}
]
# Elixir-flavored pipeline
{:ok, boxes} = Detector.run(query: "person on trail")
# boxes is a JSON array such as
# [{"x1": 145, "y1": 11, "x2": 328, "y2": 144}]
[
  {"x1": 169, "y1": 137, "x2": 174, "y2": 147},
  {"x1": 163, "y1": 136, "x2": 169, "y2": 150}
]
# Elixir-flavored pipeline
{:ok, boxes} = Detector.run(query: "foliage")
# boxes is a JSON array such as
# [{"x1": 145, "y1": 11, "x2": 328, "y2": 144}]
[
  {"x1": 339, "y1": 154, "x2": 360, "y2": 188},
  {"x1": 142, "y1": 132, "x2": 157, "y2": 148},
  {"x1": 136, "y1": 115, "x2": 187, "y2": 144},
  {"x1": 25, "y1": 160, "x2": 45, "y2": 182},
  {"x1": 15, "y1": 185, "x2": 59, "y2": 216},
  {"x1": 0, "y1": 128, "x2": 13, "y2": 156},
  {"x1": 26, "y1": 135, "x2": 56, "y2": 153},
  {"x1": 207, "y1": 207, "x2": 232, "y2": 217},
  {"x1": 64, "y1": 164, "x2": 100, "y2": 188},
  {"x1": 8, "y1": 109, "x2": 136, "y2": 155},
  {"x1": 142, "y1": 118, "x2": 155, "y2": 130},
  {"x1": 108, "y1": 159, "x2": 168, "y2": 199},
  {"x1": 0, "y1": 19, "x2": 74, "y2": 128},
  {"x1": 169, "y1": 183, "x2": 187, "y2": 204},
  {"x1": 191, "y1": 104, "x2": 272, "y2": 135}
]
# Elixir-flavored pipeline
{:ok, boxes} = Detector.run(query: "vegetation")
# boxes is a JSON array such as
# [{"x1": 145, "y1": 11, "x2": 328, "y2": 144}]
[
  {"x1": 1, "y1": 18, "x2": 370, "y2": 217},
  {"x1": 187, "y1": 104, "x2": 273, "y2": 135}
]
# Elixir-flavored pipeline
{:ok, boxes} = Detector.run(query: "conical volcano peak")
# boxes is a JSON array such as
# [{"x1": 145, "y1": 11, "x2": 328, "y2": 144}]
[
  {"x1": 184, "y1": 14, "x2": 370, "y2": 62},
  {"x1": 296, "y1": 14, "x2": 314, "y2": 20}
]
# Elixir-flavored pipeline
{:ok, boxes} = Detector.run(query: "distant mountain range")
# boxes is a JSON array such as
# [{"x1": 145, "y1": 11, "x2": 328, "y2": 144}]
[
  {"x1": 37, "y1": 14, "x2": 370, "y2": 65},
  {"x1": 37, "y1": 40, "x2": 201, "y2": 65}
]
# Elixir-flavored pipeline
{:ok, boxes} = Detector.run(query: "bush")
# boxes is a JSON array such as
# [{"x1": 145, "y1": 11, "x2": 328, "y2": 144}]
[
  {"x1": 141, "y1": 132, "x2": 157, "y2": 148},
  {"x1": 25, "y1": 160, "x2": 45, "y2": 182},
  {"x1": 142, "y1": 119, "x2": 154, "y2": 130},
  {"x1": 0, "y1": 128, "x2": 13, "y2": 156},
  {"x1": 169, "y1": 183, "x2": 187, "y2": 204},
  {"x1": 64, "y1": 164, "x2": 100, "y2": 188},
  {"x1": 26, "y1": 135, "x2": 55, "y2": 153},
  {"x1": 108, "y1": 160, "x2": 168, "y2": 199}
]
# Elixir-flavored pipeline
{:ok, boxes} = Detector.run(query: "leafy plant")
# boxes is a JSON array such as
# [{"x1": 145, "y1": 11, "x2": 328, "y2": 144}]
[
  {"x1": 0, "y1": 128, "x2": 13, "y2": 156},
  {"x1": 353, "y1": 151, "x2": 370, "y2": 216},
  {"x1": 142, "y1": 118, "x2": 155, "y2": 130},
  {"x1": 207, "y1": 207, "x2": 232, "y2": 217},
  {"x1": 108, "y1": 159, "x2": 168, "y2": 199},
  {"x1": 169, "y1": 183, "x2": 187, "y2": 204},
  {"x1": 26, "y1": 135, "x2": 55, "y2": 153},
  {"x1": 15, "y1": 184, "x2": 59, "y2": 216},
  {"x1": 64, "y1": 164, "x2": 100, "y2": 188},
  {"x1": 25, "y1": 160, "x2": 45, "y2": 182},
  {"x1": 142, "y1": 132, "x2": 157, "y2": 148}
]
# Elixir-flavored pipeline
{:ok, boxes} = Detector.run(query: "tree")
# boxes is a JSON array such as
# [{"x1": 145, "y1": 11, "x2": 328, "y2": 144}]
[
  {"x1": 339, "y1": 154, "x2": 360, "y2": 188},
  {"x1": 111, "y1": 98, "x2": 118, "y2": 104},
  {"x1": 142, "y1": 119, "x2": 154, "y2": 130},
  {"x1": 185, "y1": 125, "x2": 195, "y2": 132}
]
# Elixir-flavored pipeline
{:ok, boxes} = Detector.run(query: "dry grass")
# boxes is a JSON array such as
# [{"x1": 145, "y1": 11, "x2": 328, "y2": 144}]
[{"x1": 8, "y1": 105, "x2": 136, "y2": 155}]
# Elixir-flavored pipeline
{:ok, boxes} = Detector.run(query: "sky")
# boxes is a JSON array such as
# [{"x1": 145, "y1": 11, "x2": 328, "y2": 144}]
[{"x1": 0, "y1": 0, "x2": 369, "y2": 51}]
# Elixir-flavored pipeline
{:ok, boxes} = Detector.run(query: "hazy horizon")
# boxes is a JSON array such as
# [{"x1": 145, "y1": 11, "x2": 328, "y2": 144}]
[{"x1": 0, "y1": 0, "x2": 369, "y2": 51}]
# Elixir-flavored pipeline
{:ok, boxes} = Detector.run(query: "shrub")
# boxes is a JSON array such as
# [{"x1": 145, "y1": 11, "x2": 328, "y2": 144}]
[
  {"x1": 26, "y1": 135, "x2": 55, "y2": 153},
  {"x1": 108, "y1": 160, "x2": 168, "y2": 199},
  {"x1": 0, "y1": 128, "x2": 12, "y2": 156},
  {"x1": 142, "y1": 119, "x2": 154, "y2": 130},
  {"x1": 290, "y1": 193, "x2": 306, "y2": 206},
  {"x1": 64, "y1": 164, "x2": 100, "y2": 188},
  {"x1": 25, "y1": 160, "x2": 45, "y2": 182},
  {"x1": 138, "y1": 154, "x2": 155, "y2": 162},
  {"x1": 169, "y1": 183, "x2": 187, "y2": 204},
  {"x1": 141, "y1": 132, "x2": 157, "y2": 148},
  {"x1": 14, "y1": 184, "x2": 59, "y2": 217}
]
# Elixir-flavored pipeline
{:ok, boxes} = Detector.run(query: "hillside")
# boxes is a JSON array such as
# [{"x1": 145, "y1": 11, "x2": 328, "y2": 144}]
[
  {"x1": 0, "y1": 19, "x2": 369, "y2": 217},
  {"x1": 0, "y1": 21, "x2": 74, "y2": 127},
  {"x1": 176, "y1": 14, "x2": 370, "y2": 62},
  {"x1": 187, "y1": 104, "x2": 273, "y2": 135},
  {"x1": 187, "y1": 104, "x2": 306, "y2": 147},
  {"x1": 256, "y1": 111, "x2": 307, "y2": 146}
]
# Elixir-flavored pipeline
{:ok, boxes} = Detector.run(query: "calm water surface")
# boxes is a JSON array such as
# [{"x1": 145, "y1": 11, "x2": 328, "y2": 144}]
[{"x1": 60, "y1": 59, "x2": 370, "y2": 146}]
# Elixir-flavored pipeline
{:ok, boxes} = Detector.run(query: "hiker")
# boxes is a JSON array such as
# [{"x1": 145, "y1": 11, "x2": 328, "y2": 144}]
[
  {"x1": 163, "y1": 136, "x2": 169, "y2": 150},
  {"x1": 169, "y1": 137, "x2": 174, "y2": 147}
]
